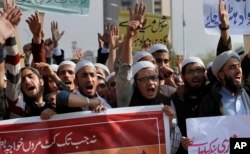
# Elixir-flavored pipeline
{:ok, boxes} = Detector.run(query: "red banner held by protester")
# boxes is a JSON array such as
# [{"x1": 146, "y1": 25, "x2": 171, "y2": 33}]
[{"x1": 0, "y1": 105, "x2": 170, "y2": 154}]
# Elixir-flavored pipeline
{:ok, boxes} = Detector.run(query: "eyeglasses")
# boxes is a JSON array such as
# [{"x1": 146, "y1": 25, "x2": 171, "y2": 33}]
[
  {"x1": 185, "y1": 68, "x2": 205, "y2": 75},
  {"x1": 136, "y1": 75, "x2": 159, "y2": 83}
]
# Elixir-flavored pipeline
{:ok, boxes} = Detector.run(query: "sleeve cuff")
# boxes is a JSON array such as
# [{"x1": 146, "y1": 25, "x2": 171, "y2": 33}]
[
  {"x1": 5, "y1": 37, "x2": 16, "y2": 46},
  {"x1": 56, "y1": 91, "x2": 70, "y2": 109}
]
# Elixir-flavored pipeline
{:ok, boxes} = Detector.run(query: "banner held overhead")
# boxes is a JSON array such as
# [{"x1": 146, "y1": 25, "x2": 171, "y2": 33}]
[{"x1": 0, "y1": 0, "x2": 90, "y2": 15}]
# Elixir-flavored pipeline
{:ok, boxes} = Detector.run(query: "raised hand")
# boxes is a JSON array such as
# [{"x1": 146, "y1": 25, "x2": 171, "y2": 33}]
[
  {"x1": 88, "y1": 98, "x2": 106, "y2": 113},
  {"x1": 40, "y1": 108, "x2": 57, "y2": 120},
  {"x1": 34, "y1": 62, "x2": 54, "y2": 77},
  {"x1": 72, "y1": 48, "x2": 84, "y2": 60},
  {"x1": 4, "y1": 7, "x2": 22, "y2": 29},
  {"x1": 26, "y1": 12, "x2": 43, "y2": 43},
  {"x1": 98, "y1": 23, "x2": 112, "y2": 47},
  {"x1": 23, "y1": 43, "x2": 32, "y2": 57},
  {"x1": 127, "y1": 2, "x2": 147, "y2": 38},
  {"x1": 51, "y1": 21, "x2": 65, "y2": 43},
  {"x1": 0, "y1": 7, "x2": 22, "y2": 44},
  {"x1": 160, "y1": 66, "x2": 177, "y2": 87},
  {"x1": 108, "y1": 24, "x2": 123, "y2": 50},
  {"x1": 219, "y1": 0, "x2": 229, "y2": 28},
  {"x1": 97, "y1": 33, "x2": 103, "y2": 48}
]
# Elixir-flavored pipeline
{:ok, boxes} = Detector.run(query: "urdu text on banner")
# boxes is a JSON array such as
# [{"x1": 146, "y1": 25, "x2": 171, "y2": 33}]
[
  {"x1": 186, "y1": 115, "x2": 250, "y2": 154},
  {"x1": 119, "y1": 10, "x2": 171, "y2": 51},
  {"x1": 0, "y1": 0, "x2": 90, "y2": 15},
  {"x1": 0, "y1": 105, "x2": 170, "y2": 154},
  {"x1": 203, "y1": 0, "x2": 250, "y2": 35}
]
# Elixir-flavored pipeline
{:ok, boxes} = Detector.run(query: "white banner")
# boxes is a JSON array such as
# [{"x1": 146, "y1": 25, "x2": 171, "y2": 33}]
[
  {"x1": 203, "y1": 0, "x2": 250, "y2": 35},
  {"x1": 187, "y1": 115, "x2": 250, "y2": 154}
]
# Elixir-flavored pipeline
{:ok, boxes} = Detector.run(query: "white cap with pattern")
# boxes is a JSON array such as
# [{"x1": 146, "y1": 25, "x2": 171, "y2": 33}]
[
  {"x1": 133, "y1": 51, "x2": 152, "y2": 63},
  {"x1": 148, "y1": 43, "x2": 169, "y2": 54},
  {"x1": 132, "y1": 61, "x2": 156, "y2": 77},
  {"x1": 75, "y1": 60, "x2": 96, "y2": 74}
]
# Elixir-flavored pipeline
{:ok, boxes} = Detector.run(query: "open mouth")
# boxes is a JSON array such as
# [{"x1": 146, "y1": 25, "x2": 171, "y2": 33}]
[
  {"x1": 147, "y1": 88, "x2": 156, "y2": 96},
  {"x1": 86, "y1": 85, "x2": 93, "y2": 90},
  {"x1": 235, "y1": 76, "x2": 241, "y2": 81},
  {"x1": 192, "y1": 78, "x2": 201, "y2": 83},
  {"x1": 64, "y1": 81, "x2": 72, "y2": 85},
  {"x1": 28, "y1": 86, "x2": 35, "y2": 91}
]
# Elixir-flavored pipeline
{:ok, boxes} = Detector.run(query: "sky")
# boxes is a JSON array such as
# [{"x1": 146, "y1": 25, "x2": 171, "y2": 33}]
[
  {"x1": 18, "y1": 0, "x2": 103, "y2": 60},
  {"x1": 171, "y1": 0, "x2": 243, "y2": 58},
  {"x1": 17, "y1": 0, "x2": 244, "y2": 60}
]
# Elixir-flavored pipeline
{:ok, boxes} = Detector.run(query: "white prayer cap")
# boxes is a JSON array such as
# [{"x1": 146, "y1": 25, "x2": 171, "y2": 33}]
[
  {"x1": 50, "y1": 64, "x2": 59, "y2": 72},
  {"x1": 181, "y1": 57, "x2": 205, "y2": 70},
  {"x1": 75, "y1": 59, "x2": 96, "y2": 74},
  {"x1": 97, "y1": 73, "x2": 105, "y2": 80},
  {"x1": 212, "y1": 50, "x2": 240, "y2": 78},
  {"x1": 148, "y1": 43, "x2": 169, "y2": 54},
  {"x1": 206, "y1": 62, "x2": 213, "y2": 69},
  {"x1": 235, "y1": 46, "x2": 244, "y2": 55},
  {"x1": 58, "y1": 60, "x2": 76, "y2": 69},
  {"x1": 94, "y1": 63, "x2": 110, "y2": 75},
  {"x1": 132, "y1": 61, "x2": 156, "y2": 77},
  {"x1": 133, "y1": 51, "x2": 152, "y2": 63},
  {"x1": 105, "y1": 72, "x2": 115, "y2": 83}
]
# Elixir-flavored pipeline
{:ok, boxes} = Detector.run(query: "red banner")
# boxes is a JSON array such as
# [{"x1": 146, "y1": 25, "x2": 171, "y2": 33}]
[{"x1": 0, "y1": 105, "x2": 170, "y2": 154}]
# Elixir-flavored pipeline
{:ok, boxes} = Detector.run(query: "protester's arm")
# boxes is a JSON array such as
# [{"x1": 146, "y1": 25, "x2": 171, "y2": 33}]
[
  {"x1": 216, "y1": 0, "x2": 231, "y2": 55},
  {"x1": 5, "y1": 7, "x2": 26, "y2": 117},
  {"x1": 162, "y1": 104, "x2": 182, "y2": 154},
  {"x1": 51, "y1": 21, "x2": 64, "y2": 61},
  {"x1": 23, "y1": 43, "x2": 32, "y2": 66},
  {"x1": 34, "y1": 62, "x2": 70, "y2": 91},
  {"x1": 0, "y1": 29, "x2": 6, "y2": 119},
  {"x1": 0, "y1": 44, "x2": 5, "y2": 88},
  {"x1": 162, "y1": 105, "x2": 176, "y2": 133},
  {"x1": 40, "y1": 108, "x2": 57, "y2": 120},
  {"x1": 56, "y1": 91, "x2": 106, "y2": 112},
  {"x1": 116, "y1": 3, "x2": 147, "y2": 107},
  {"x1": 26, "y1": 12, "x2": 46, "y2": 63},
  {"x1": 72, "y1": 48, "x2": 84, "y2": 61},
  {"x1": 0, "y1": 8, "x2": 15, "y2": 45},
  {"x1": 44, "y1": 38, "x2": 54, "y2": 64},
  {"x1": 97, "y1": 33, "x2": 103, "y2": 49},
  {"x1": 120, "y1": 3, "x2": 146, "y2": 65},
  {"x1": 181, "y1": 137, "x2": 193, "y2": 151},
  {"x1": 106, "y1": 25, "x2": 123, "y2": 72}
]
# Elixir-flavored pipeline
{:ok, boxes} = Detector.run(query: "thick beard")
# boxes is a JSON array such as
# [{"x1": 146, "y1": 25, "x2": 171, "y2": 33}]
[
  {"x1": 184, "y1": 78, "x2": 206, "y2": 92},
  {"x1": 23, "y1": 85, "x2": 44, "y2": 103},
  {"x1": 224, "y1": 75, "x2": 242, "y2": 94}
]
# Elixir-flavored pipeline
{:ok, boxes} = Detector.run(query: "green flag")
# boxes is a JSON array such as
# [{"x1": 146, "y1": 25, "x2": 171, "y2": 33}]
[{"x1": 0, "y1": 0, "x2": 90, "y2": 15}]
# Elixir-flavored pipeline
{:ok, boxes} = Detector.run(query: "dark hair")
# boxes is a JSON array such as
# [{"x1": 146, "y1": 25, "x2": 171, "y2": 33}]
[
  {"x1": 20, "y1": 67, "x2": 42, "y2": 79},
  {"x1": 207, "y1": 67, "x2": 217, "y2": 84},
  {"x1": 152, "y1": 50, "x2": 168, "y2": 56},
  {"x1": 181, "y1": 65, "x2": 187, "y2": 75},
  {"x1": 20, "y1": 67, "x2": 44, "y2": 105}
]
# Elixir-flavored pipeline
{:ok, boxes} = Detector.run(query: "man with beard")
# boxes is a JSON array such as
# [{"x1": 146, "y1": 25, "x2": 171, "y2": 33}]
[
  {"x1": 20, "y1": 67, "x2": 53, "y2": 116},
  {"x1": 171, "y1": 57, "x2": 207, "y2": 153},
  {"x1": 199, "y1": 50, "x2": 250, "y2": 116}
]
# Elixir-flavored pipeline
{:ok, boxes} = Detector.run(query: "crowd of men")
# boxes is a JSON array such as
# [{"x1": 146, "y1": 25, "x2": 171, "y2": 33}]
[{"x1": 0, "y1": 0, "x2": 250, "y2": 153}]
